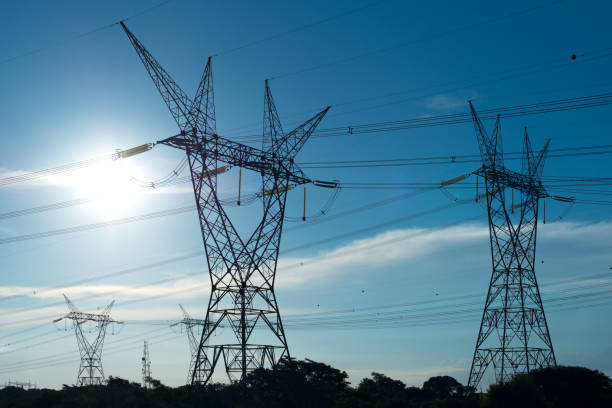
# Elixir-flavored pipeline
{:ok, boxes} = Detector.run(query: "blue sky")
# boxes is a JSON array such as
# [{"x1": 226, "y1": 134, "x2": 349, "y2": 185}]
[{"x1": 0, "y1": 0, "x2": 611, "y2": 389}]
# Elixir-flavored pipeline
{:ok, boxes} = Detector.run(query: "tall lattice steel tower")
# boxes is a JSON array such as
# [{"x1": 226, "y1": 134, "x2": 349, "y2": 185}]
[
  {"x1": 467, "y1": 103, "x2": 556, "y2": 388},
  {"x1": 142, "y1": 340, "x2": 152, "y2": 389},
  {"x1": 120, "y1": 22, "x2": 329, "y2": 384},
  {"x1": 55, "y1": 295, "x2": 120, "y2": 386}
]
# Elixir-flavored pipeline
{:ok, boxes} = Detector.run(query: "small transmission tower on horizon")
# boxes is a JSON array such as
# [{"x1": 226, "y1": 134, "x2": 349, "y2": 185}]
[
  {"x1": 55, "y1": 295, "x2": 121, "y2": 386},
  {"x1": 142, "y1": 340, "x2": 152, "y2": 389},
  {"x1": 467, "y1": 103, "x2": 556, "y2": 388},
  {"x1": 120, "y1": 22, "x2": 330, "y2": 384},
  {"x1": 171, "y1": 304, "x2": 208, "y2": 384}
]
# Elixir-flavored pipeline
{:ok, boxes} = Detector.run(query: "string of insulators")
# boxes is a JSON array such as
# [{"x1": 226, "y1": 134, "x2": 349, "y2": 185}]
[
  {"x1": 552, "y1": 195, "x2": 574, "y2": 203},
  {"x1": 237, "y1": 169, "x2": 242, "y2": 206},
  {"x1": 303, "y1": 187, "x2": 307, "y2": 221},
  {"x1": 440, "y1": 174, "x2": 468, "y2": 187},
  {"x1": 117, "y1": 143, "x2": 154, "y2": 159},
  {"x1": 313, "y1": 180, "x2": 339, "y2": 188},
  {"x1": 264, "y1": 184, "x2": 292, "y2": 196},
  {"x1": 543, "y1": 198, "x2": 546, "y2": 224},
  {"x1": 200, "y1": 166, "x2": 228, "y2": 179},
  {"x1": 478, "y1": 189, "x2": 499, "y2": 200},
  {"x1": 169, "y1": 322, "x2": 180, "y2": 327},
  {"x1": 52, "y1": 317, "x2": 64, "y2": 323}
]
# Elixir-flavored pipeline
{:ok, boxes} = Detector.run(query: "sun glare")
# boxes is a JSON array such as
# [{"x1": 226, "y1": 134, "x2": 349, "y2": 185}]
[{"x1": 51, "y1": 160, "x2": 144, "y2": 218}]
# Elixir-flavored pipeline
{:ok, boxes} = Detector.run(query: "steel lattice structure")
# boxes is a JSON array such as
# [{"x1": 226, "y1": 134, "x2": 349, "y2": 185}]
[
  {"x1": 142, "y1": 340, "x2": 152, "y2": 388},
  {"x1": 56, "y1": 295, "x2": 119, "y2": 386},
  {"x1": 174, "y1": 304, "x2": 209, "y2": 384},
  {"x1": 120, "y1": 22, "x2": 329, "y2": 384},
  {"x1": 467, "y1": 103, "x2": 556, "y2": 388}
]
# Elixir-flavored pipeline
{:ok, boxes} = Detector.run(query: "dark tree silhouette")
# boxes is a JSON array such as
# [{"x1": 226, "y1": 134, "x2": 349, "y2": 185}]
[
  {"x1": 485, "y1": 366, "x2": 612, "y2": 408},
  {"x1": 0, "y1": 361, "x2": 607, "y2": 408},
  {"x1": 423, "y1": 375, "x2": 468, "y2": 397}
]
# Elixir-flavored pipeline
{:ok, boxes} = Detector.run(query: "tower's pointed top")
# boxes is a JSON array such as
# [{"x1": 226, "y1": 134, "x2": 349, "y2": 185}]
[{"x1": 470, "y1": 103, "x2": 503, "y2": 168}]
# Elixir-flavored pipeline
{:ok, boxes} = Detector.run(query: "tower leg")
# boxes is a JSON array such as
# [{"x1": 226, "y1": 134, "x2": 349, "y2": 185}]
[{"x1": 468, "y1": 184, "x2": 556, "y2": 389}]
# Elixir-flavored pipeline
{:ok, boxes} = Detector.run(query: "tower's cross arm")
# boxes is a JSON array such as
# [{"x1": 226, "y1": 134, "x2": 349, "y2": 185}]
[
  {"x1": 474, "y1": 166, "x2": 548, "y2": 198},
  {"x1": 157, "y1": 132, "x2": 311, "y2": 185}
]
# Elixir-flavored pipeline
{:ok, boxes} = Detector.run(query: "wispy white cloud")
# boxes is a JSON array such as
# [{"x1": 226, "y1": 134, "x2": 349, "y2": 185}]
[
  {"x1": 277, "y1": 220, "x2": 612, "y2": 288},
  {"x1": 0, "y1": 220, "x2": 609, "y2": 328},
  {"x1": 277, "y1": 224, "x2": 489, "y2": 288},
  {"x1": 0, "y1": 279, "x2": 208, "y2": 301},
  {"x1": 423, "y1": 94, "x2": 467, "y2": 111}
]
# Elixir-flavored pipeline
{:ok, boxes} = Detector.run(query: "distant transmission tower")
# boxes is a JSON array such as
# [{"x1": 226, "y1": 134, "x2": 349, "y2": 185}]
[
  {"x1": 2, "y1": 379, "x2": 37, "y2": 390},
  {"x1": 55, "y1": 295, "x2": 120, "y2": 386},
  {"x1": 120, "y1": 22, "x2": 330, "y2": 384},
  {"x1": 142, "y1": 340, "x2": 152, "y2": 389},
  {"x1": 171, "y1": 304, "x2": 208, "y2": 384},
  {"x1": 467, "y1": 103, "x2": 556, "y2": 388}
]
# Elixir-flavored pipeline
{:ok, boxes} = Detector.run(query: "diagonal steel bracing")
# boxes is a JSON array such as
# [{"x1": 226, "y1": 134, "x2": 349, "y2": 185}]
[
  {"x1": 467, "y1": 103, "x2": 556, "y2": 389},
  {"x1": 57, "y1": 295, "x2": 119, "y2": 386},
  {"x1": 121, "y1": 22, "x2": 329, "y2": 384},
  {"x1": 176, "y1": 304, "x2": 208, "y2": 384}
]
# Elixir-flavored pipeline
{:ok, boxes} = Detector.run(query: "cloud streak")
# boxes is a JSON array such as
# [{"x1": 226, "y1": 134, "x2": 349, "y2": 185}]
[{"x1": 0, "y1": 220, "x2": 609, "y2": 326}]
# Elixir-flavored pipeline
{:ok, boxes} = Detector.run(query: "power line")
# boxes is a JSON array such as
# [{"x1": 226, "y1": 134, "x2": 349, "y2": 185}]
[
  {"x1": 0, "y1": 189, "x2": 434, "y2": 306},
  {"x1": 0, "y1": 208, "x2": 474, "y2": 331},
  {"x1": 0, "y1": 154, "x2": 116, "y2": 188},
  {"x1": 0, "y1": 183, "x2": 602, "y2": 334},
  {"x1": 229, "y1": 92, "x2": 612, "y2": 142},
  {"x1": 0, "y1": 198, "x2": 468, "y2": 325},
  {"x1": 2, "y1": 93, "x2": 609, "y2": 196},
  {"x1": 212, "y1": 0, "x2": 389, "y2": 57},
  {"x1": 0, "y1": 269, "x2": 207, "y2": 322},
  {"x1": 0, "y1": 330, "x2": 181, "y2": 374},
  {"x1": 1, "y1": 144, "x2": 609, "y2": 228},
  {"x1": 0, "y1": 0, "x2": 177, "y2": 66},
  {"x1": 267, "y1": 0, "x2": 567, "y2": 80},
  {"x1": 0, "y1": 204, "x2": 194, "y2": 246},
  {"x1": 0, "y1": 161, "x2": 606, "y2": 255},
  {"x1": 222, "y1": 47, "x2": 612, "y2": 138},
  {"x1": 300, "y1": 144, "x2": 612, "y2": 168},
  {"x1": 0, "y1": 283, "x2": 609, "y2": 374}
]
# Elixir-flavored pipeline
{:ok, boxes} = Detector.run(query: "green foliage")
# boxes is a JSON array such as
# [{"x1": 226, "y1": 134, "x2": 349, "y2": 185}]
[
  {"x1": 423, "y1": 375, "x2": 470, "y2": 398},
  {"x1": 0, "y1": 362, "x2": 609, "y2": 407},
  {"x1": 484, "y1": 366, "x2": 612, "y2": 408}
]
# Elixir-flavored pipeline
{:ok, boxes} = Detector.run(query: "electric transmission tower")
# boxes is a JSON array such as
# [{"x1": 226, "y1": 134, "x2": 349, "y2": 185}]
[
  {"x1": 171, "y1": 304, "x2": 209, "y2": 384},
  {"x1": 467, "y1": 103, "x2": 557, "y2": 388},
  {"x1": 55, "y1": 295, "x2": 121, "y2": 386},
  {"x1": 2, "y1": 379, "x2": 37, "y2": 390},
  {"x1": 120, "y1": 22, "x2": 330, "y2": 384},
  {"x1": 142, "y1": 340, "x2": 152, "y2": 389}
]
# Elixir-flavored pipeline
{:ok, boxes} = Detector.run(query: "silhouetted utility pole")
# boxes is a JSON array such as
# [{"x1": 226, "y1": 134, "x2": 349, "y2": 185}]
[
  {"x1": 467, "y1": 103, "x2": 556, "y2": 388},
  {"x1": 55, "y1": 295, "x2": 120, "y2": 386},
  {"x1": 120, "y1": 22, "x2": 330, "y2": 384}
]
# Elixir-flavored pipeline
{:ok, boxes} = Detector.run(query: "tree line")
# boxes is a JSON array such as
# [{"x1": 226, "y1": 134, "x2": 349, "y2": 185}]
[{"x1": 0, "y1": 359, "x2": 610, "y2": 407}]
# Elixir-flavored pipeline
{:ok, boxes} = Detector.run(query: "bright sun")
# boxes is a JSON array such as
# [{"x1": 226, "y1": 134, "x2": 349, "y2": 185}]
[{"x1": 53, "y1": 160, "x2": 144, "y2": 218}]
